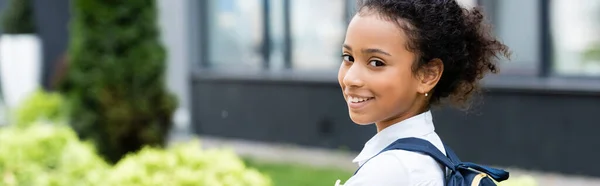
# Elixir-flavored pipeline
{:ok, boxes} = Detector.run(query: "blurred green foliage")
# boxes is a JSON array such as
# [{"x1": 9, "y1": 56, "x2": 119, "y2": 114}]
[
  {"x1": 14, "y1": 89, "x2": 67, "y2": 128},
  {"x1": 107, "y1": 141, "x2": 271, "y2": 186},
  {"x1": 497, "y1": 176, "x2": 538, "y2": 186},
  {"x1": 0, "y1": 124, "x2": 272, "y2": 186},
  {"x1": 244, "y1": 158, "x2": 352, "y2": 186},
  {"x1": 0, "y1": 123, "x2": 109, "y2": 186},
  {"x1": 59, "y1": 0, "x2": 177, "y2": 163},
  {"x1": 1, "y1": 0, "x2": 36, "y2": 34},
  {"x1": 584, "y1": 43, "x2": 600, "y2": 63}
]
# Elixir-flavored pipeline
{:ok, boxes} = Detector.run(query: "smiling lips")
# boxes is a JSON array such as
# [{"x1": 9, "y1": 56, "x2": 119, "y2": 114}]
[{"x1": 347, "y1": 96, "x2": 375, "y2": 110}]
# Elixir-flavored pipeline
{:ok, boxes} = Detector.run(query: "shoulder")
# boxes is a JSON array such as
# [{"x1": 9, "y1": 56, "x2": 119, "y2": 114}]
[
  {"x1": 345, "y1": 150, "x2": 445, "y2": 186},
  {"x1": 347, "y1": 151, "x2": 411, "y2": 185}
]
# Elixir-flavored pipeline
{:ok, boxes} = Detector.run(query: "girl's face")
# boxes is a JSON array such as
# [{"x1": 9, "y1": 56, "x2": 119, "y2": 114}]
[{"x1": 338, "y1": 13, "x2": 434, "y2": 130}]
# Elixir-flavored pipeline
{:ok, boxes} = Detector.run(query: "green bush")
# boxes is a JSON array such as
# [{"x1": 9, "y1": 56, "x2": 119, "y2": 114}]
[
  {"x1": 1, "y1": 0, "x2": 36, "y2": 34},
  {"x1": 0, "y1": 124, "x2": 272, "y2": 186},
  {"x1": 106, "y1": 141, "x2": 272, "y2": 186},
  {"x1": 0, "y1": 123, "x2": 109, "y2": 186},
  {"x1": 59, "y1": 0, "x2": 177, "y2": 163},
  {"x1": 497, "y1": 175, "x2": 538, "y2": 186},
  {"x1": 13, "y1": 89, "x2": 68, "y2": 128}
]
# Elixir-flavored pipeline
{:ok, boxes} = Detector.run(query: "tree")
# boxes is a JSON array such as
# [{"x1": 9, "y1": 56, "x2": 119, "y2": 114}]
[
  {"x1": 1, "y1": 0, "x2": 36, "y2": 34},
  {"x1": 60, "y1": 0, "x2": 177, "y2": 163}
]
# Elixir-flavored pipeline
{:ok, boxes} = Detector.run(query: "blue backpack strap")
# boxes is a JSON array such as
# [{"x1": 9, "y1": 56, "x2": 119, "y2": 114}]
[
  {"x1": 443, "y1": 144, "x2": 509, "y2": 181},
  {"x1": 457, "y1": 162, "x2": 509, "y2": 181},
  {"x1": 354, "y1": 137, "x2": 457, "y2": 175},
  {"x1": 383, "y1": 137, "x2": 457, "y2": 170},
  {"x1": 354, "y1": 137, "x2": 510, "y2": 183},
  {"x1": 400, "y1": 138, "x2": 509, "y2": 182},
  {"x1": 444, "y1": 144, "x2": 461, "y2": 163}
]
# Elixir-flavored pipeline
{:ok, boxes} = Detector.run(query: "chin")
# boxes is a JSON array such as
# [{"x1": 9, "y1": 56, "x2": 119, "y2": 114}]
[{"x1": 348, "y1": 113, "x2": 375, "y2": 125}]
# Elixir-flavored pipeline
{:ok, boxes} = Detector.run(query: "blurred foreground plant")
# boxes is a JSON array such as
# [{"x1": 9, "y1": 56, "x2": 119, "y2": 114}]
[
  {"x1": 59, "y1": 0, "x2": 177, "y2": 163},
  {"x1": 497, "y1": 175, "x2": 538, "y2": 186},
  {"x1": 107, "y1": 141, "x2": 272, "y2": 186},
  {"x1": 0, "y1": 123, "x2": 272, "y2": 186},
  {"x1": 0, "y1": 123, "x2": 109, "y2": 186},
  {"x1": 13, "y1": 89, "x2": 67, "y2": 128},
  {"x1": 3, "y1": 91, "x2": 271, "y2": 185}
]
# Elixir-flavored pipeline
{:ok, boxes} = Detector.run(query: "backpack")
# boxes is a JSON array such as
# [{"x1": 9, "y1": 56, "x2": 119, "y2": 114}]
[{"x1": 354, "y1": 137, "x2": 509, "y2": 186}]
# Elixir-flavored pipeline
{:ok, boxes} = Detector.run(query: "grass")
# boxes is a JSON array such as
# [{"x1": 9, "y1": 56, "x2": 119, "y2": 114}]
[{"x1": 243, "y1": 158, "x2": 354, "y2": 186}]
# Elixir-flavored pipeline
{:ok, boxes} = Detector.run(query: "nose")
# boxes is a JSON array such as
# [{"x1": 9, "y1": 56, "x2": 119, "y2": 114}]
[{"x1": 342, "y1": 64, "x2": 365, "y2": 88}]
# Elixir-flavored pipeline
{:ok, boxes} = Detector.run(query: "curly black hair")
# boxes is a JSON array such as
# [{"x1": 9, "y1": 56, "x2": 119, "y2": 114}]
[{"x1": 356, "y1": 0, "x2": 511, "y2": 109}]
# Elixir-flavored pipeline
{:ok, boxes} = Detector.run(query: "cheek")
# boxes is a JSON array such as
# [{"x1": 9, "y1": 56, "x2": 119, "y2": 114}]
[
  {"x1": 376, "y1": 70, "x2": 417, "y2": 108},
  {"x1": 375, "y1": 69, "x2": 414, "y2": 94},
  {"x1": 337, "y1": 65, "x2": 347, "y2": 87}
]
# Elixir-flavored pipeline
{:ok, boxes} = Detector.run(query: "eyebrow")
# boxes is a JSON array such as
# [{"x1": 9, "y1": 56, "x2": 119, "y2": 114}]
[{"x1": 343, "y1": 44, "x2": 392, "y2": 56}]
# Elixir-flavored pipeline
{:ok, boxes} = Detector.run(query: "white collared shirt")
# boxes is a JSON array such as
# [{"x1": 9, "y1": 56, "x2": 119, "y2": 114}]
[{"x1": 336, "y1": 111, "x2": 446, "y2": 186}]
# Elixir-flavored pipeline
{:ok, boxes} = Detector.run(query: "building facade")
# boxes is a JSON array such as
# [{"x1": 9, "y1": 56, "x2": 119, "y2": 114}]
[
  {"x1": 187, "y1": 0, "x2": 600, "y2": 178},
  {"x1": 3, "y1": 0, "x2": 600, "y2": 178}
]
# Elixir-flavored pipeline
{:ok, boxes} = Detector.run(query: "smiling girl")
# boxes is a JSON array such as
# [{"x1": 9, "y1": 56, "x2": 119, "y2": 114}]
[{"x1": 336, "y1": 0, "x2": 510, "y2": 185}]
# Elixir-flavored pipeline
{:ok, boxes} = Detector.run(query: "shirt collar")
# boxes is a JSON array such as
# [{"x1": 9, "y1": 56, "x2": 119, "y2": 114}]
[{"x1": 352, "y1": 110, "x2": 436, "y2": 165}]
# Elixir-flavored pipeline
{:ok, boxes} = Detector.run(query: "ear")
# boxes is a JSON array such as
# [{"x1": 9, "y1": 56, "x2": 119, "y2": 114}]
[{"x1": 417, "y1": 58, "x2": 444, "y2": 95}]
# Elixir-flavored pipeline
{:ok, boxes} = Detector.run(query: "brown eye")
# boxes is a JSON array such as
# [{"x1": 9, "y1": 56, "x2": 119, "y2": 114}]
[
  {"x1": 369, "y1": 60, "x2": 385, "y2": 67},
  {"x1": 342, "y1": 54, "x2": 354, "y2": 62}
]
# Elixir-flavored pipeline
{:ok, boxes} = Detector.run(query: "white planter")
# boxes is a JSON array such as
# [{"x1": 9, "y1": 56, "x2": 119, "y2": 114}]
[{"x1": 0, "y1": 34, "x2": 42, "y2": 110}]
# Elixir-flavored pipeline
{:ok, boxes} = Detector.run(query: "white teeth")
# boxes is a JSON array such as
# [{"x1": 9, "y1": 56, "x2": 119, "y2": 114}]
[{"x1": 349, "y1": 96, "x2": 371, "y2": 103}]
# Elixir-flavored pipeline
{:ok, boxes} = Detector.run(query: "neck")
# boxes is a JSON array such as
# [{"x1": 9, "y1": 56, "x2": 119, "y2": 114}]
[{"x1": 375, "y1": 106, "x2": 429, "y2": 133}]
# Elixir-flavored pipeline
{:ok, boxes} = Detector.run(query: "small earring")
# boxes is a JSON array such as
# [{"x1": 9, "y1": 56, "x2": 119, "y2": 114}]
[{"x1": 425, "y1": 93, "x2": 428, "y2": 97}]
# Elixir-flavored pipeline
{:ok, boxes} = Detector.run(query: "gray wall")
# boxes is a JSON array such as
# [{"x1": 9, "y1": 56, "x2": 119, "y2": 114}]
[
  {"x1": 32, "y1": 0, "x2": 70, "y2": 89},
  {"x1": 158, "y1": 0, "x2": 196, "y2": 129},
  {"x1": 190, "y1": 74, "x2": 600, "y2": 178},
  {"x1": 479, "y1": 0, "x2": 540, "y2": 75},
  {"x1": 0, "y1": 0, "x2": 70, "y2": 89}
]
